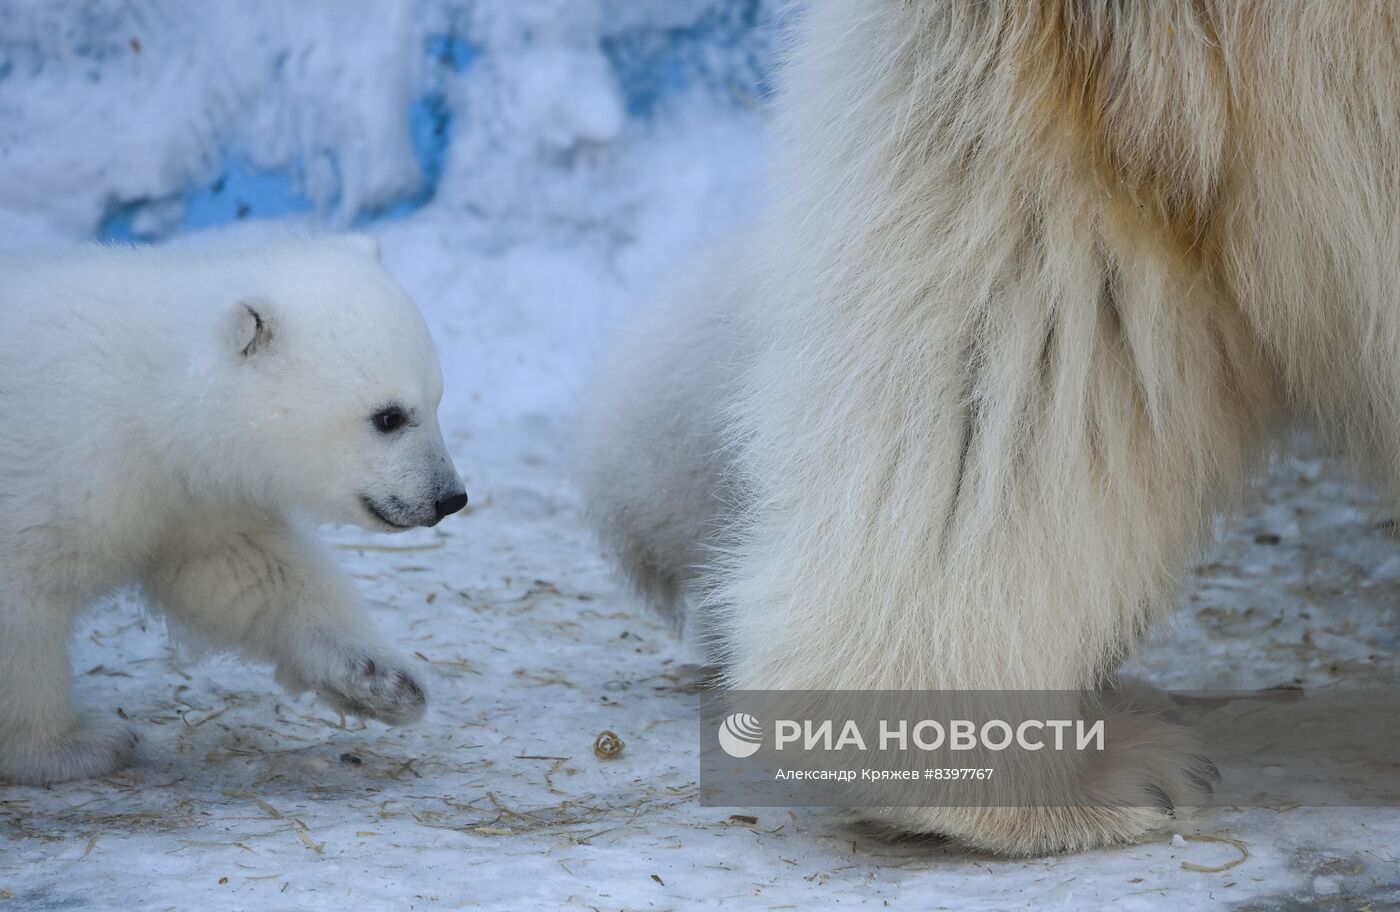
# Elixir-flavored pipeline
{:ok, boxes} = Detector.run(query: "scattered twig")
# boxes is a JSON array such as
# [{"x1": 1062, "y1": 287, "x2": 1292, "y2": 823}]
[{"x1": 1180, "y1": 834, "x2": 1250, "y2": 873}]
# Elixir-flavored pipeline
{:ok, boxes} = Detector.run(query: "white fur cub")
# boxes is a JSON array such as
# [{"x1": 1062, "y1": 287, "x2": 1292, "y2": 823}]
[{"x1": 0, "y1": 234, "x2": 467, "y2": 785}]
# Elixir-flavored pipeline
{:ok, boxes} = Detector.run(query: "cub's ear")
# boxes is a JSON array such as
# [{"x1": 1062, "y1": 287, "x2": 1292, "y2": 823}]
[
  {"x1": 226, "y1": 299, "x2": 275, "y2": 358},
  {"x1": 342, "y1": 233, "x2": 382, "y2": 262}
]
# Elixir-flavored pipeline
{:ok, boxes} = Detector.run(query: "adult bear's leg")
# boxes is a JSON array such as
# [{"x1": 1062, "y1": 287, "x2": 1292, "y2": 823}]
[{"x1": 711, "y1": 1, "x2": 1281, "y2": 855}]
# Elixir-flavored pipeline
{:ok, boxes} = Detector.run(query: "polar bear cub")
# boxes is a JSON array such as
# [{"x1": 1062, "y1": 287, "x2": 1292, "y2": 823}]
[{"x1": 0, "y1": 234, "x2": 467, "y2": 785}]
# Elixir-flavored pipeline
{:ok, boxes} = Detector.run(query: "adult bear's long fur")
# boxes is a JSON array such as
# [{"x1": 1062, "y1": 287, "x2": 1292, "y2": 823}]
[{"x1": 580, "y1": 1, "x2": 1395, "y2": 854}]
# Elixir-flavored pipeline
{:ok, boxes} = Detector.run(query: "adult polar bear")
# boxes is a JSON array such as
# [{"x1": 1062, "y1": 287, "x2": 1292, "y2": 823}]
[
  {"x1": 582, "y1": 2, "x2": 1396, "y2": 854},
  {"x1": 0, "y1": 235, "x2": 467, "y2": 785}
]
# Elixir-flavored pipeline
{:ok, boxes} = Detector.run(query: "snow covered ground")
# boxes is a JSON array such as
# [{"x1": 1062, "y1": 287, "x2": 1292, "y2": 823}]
[{"x1": 2, "y1": 2, "x2": 1399, "y2": 909}]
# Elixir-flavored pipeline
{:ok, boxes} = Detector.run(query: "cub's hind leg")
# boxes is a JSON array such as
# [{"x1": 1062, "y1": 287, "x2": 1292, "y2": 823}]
[{"x1": 0, "y1": 590, "x2": 136, "y2": 784}]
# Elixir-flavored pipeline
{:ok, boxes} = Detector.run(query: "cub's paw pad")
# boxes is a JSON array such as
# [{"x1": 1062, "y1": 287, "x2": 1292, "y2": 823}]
[
  {"x1": 316, "y1": 652, "x2": 428, "y2": 726},
  {"x1": 0, "y1": 719, "x2": 137, "y2": 785}
]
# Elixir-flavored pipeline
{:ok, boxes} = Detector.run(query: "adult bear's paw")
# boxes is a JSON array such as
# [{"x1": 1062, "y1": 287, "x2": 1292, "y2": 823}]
[{"x1": 859, "y1": 711, "x2": 1218, "y2": 857}]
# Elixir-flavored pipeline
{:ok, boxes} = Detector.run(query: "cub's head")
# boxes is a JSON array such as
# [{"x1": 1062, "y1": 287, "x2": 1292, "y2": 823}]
[{"x1": 206, "y1": 235, "x2": 466, "y2": 532}]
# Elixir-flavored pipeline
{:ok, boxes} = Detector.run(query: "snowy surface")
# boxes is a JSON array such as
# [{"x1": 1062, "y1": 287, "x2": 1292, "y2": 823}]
[{"x1": 2, "y1": 2, "x2": 1399, "y2": 910}]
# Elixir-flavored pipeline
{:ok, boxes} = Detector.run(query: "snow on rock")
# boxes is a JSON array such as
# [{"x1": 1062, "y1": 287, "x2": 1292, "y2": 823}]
[
  {"x1": 0, "y1": 0, "x2": 780, "y2": 245},
  {"x1": 0, "y1": 0, "x2": 429, "y2": 240},
  {"x1": 470, "y1": 0, "x2": 625, "y2": 150}
]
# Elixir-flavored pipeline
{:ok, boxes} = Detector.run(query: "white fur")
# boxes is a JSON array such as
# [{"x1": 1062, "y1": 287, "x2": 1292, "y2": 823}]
[
  {"x1": 0, "y1": 234, "x2": 465, "y2": 785},
  {"x1": 577, "y1": 240, "x2": 755, "y2": 630},
  {"x1": 579, "y1": 1, "x2": 1400, "y2": 854}
]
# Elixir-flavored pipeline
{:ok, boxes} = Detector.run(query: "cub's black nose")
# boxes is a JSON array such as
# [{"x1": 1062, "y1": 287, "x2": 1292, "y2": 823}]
[{"x1": 435, "y1": 492, "x2": 468, "y2": 519}]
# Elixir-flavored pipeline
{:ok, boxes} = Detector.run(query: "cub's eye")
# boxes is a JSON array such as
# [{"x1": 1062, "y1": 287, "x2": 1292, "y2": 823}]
[{"x1": 372, "y1": 406, "x2": 407, "y2": 434}]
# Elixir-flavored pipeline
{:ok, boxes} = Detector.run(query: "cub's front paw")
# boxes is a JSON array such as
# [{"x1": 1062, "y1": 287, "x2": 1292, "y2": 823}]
[
  {"x1": 0, "y1": 717, "x2": 138, "y2": 785},
  {"x1": 311, "y1": 650, "x2": 428, "y2": 726}
]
